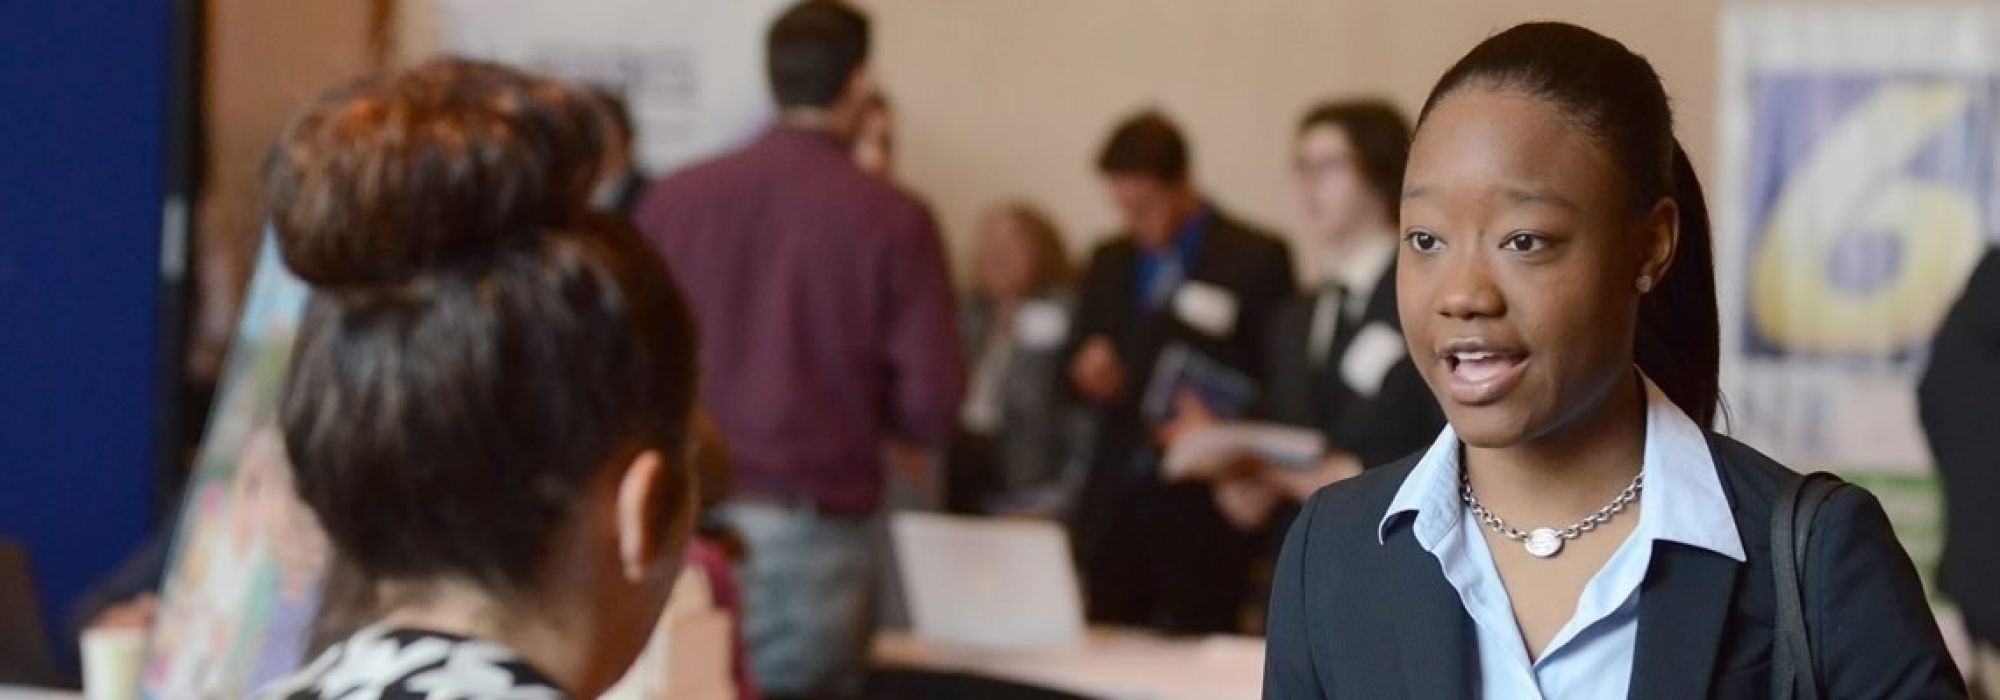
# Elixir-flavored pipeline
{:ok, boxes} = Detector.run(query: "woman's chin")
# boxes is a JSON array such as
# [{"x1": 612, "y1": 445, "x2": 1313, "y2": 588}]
[{"x1": 1443, "y1": 406, "x2": 1539, "y2": 451}]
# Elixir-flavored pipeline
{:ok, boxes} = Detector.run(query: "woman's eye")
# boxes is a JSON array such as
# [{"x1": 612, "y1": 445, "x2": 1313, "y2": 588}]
[
  {"x1": 1405, "y1": 231, "x2": 1443, "y2": 252},
  {"x1": 1501, "y1": 232, "x2": 1547, "y2": 253}
]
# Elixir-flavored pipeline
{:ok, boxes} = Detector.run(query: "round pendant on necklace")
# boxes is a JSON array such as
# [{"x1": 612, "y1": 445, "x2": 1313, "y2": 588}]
[{"x1": 1524, "y1": 528, "x2": 1564, "y2": 558}]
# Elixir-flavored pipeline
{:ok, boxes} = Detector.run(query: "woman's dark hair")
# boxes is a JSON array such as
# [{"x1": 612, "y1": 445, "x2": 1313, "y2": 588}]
[
  {"x1": 266, "y1": 57, "x2": 699, "y2": 596},
  {"x1": 1418, "y1": 22, "x2": 1720, "y2": 428},
  {"x1": 1096, "y1": 110, "x2": 1190, "y2": 183},
  {"x1": 767, "y1": 1, "x2": 870, "y2": 109},
  {"x1": 1298, "y1": 99, "x2": 1412, "y2": 214},
  {"x1": 987, "y1": 201, "x2": 1073, "y2": 291},
  {"x1": 523, "y1": 76, "x2": 617, "y2": 211}
]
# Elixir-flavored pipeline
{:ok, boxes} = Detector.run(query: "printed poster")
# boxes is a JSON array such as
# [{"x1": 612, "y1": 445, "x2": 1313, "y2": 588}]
[
  {"x1": 1717, "y1": 3, "x2": 2000, "y2": 578},
  {"x1": 142, "y1": 238, "x2": 322, "y2": 700},
  {"x1": 439, "y1": 0, "x2": 794, "y2": 175}
]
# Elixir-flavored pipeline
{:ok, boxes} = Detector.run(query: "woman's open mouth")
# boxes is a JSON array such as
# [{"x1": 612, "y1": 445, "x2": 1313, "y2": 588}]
[{"x1": 1438, "y1": 339, "x2": 1528, "y2": 406}]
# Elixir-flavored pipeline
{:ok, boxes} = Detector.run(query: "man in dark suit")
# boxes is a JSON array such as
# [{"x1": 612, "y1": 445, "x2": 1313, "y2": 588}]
[
  {"x1": 1064, "y1": 111, "x2": 1297, "y2": 634},
  {"x1": 1920, "y1": 248, "x2": 2000, "y2": 696}
]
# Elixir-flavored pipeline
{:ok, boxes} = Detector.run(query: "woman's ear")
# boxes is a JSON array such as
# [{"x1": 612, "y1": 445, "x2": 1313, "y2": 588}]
[
  {"x1": 1638, "y1": 197, "x2": 1681, "y2": 294},
  {"x1": 614, "y1": 449, "x2": 668, "y2": 583}
]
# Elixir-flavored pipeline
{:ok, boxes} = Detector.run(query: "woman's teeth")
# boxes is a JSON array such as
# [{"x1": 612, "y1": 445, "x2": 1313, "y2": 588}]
[{"x1": 1452, "y1": 353, "x2": 1516, "y2": 382}]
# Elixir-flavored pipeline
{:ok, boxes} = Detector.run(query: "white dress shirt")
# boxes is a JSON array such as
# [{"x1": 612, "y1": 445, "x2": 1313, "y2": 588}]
[
  {"x1": 1307, "y1": 234, "x2": 1396, "y2": 367},
  {"x1": 1375, "y1": 375, "x2": 1745, "y2": 699}
]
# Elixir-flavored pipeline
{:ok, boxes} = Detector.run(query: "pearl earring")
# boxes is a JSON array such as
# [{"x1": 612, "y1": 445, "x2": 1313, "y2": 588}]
[{"x1": 1637, "y1": 275, "x2": 1654, "y2": 293}]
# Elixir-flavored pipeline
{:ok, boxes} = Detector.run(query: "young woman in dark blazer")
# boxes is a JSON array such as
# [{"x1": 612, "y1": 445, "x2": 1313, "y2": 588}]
[{"x1": 1264, "y1": 22, "x2": 1965, "y2": 699}]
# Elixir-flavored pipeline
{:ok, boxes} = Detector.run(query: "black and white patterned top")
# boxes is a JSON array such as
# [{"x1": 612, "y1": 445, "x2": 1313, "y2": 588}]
[{"x1": 252, "y1": 626, "x2": 569, "y2": 700}]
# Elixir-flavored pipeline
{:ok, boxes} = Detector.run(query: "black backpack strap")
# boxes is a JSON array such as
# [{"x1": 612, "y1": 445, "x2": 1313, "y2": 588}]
[{"x1": 1770, "y1": 470, "x2": 1846, "y2": 700}]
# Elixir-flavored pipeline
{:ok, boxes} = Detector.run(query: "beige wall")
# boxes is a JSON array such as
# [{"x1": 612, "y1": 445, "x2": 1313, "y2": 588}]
[
  {"x1": 860, "y1": 0, "x2": 1723, "y2": 279},
  {"x1": 393, "y1": 0, "x2": 1724, "y2": 276}
]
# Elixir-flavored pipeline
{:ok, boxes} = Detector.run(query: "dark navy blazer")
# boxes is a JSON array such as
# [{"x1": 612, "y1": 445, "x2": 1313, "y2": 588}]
[{"x1": 1264, "y1": 432, "x2": 1965, "y2": 698}]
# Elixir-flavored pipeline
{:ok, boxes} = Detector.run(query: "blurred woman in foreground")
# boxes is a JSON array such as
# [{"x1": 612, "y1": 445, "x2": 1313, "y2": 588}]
[{"x1": 254, "y1": 58, "x2": 703, "y2": 699}]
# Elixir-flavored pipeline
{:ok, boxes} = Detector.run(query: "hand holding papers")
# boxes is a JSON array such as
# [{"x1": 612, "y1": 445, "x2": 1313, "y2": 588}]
[
  {"x1": 1161, "y1": 421, "x2": 1328, "y2": 481},
  {"x1": 1140, "y1": 344, "x2": 1256, "y2": 427}
]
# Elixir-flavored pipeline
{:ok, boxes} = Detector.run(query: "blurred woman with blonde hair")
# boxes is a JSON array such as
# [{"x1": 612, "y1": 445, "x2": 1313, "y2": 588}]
[{"x1": 947, "y1": 202, "x2": 1088, "y2": 516}]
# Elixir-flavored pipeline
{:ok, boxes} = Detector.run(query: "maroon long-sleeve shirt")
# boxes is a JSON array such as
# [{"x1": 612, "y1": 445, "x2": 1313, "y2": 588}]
[{"x1": 635, "y1": 125, "x2": 966, "y2": 514}]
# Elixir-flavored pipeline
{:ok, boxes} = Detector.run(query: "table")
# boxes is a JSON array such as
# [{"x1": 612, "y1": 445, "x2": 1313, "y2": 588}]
[
  {"x1": 0, "y1": 686, "x2": 80, "y2": 700},
  {"x1": 870, "y1": 628, "x2": 1264, "y2": 700}
]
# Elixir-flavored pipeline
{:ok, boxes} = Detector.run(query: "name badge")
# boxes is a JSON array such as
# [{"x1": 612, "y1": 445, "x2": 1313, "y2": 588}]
[
  {"x1": 1173, "y1": 282, "x2": 1238, "y2": 338},
  {"x1": 1014, "y1": 300, "x2": 1070, "y2": 350},
  {"x1": 1340, "y1": 322, "x2": 1407, "y2": 398}
]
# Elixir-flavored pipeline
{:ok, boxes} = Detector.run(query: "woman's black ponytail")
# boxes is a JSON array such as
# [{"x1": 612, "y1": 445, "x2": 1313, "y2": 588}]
[{"x1": 1635, "y1": 141, "x2": 1721, "y2": 428}]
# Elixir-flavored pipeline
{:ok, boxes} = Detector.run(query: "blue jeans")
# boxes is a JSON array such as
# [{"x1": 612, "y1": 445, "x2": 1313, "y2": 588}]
[{"x1": 720, "y1": 502, "x2": 877, "y2": 697}]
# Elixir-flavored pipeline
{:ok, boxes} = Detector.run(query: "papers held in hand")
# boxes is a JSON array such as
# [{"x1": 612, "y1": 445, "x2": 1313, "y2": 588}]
[
  {"x1": 1161, "y1": 422, "x2": 1327, "y2": 481},
  {"x1": 1141, "y1": 343, "x2": 1258, "y2": 426}
]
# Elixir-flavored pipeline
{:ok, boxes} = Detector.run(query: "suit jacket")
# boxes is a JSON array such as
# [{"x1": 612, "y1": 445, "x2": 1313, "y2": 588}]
[
  {"x1": 1263, "y1": 262, "x2": 1443, "y2": 470},
  {"x1": 1265, "y1": 432, "x2": 1964, "y2": 699},
  {"x1": 1064, "y1": 208, "x2": 1297, "y2": 560},
  {"x1": 952, "y1": 292, "x2": 1090, "y2": 514},
  {"x1": 1920, "y1": 249, "x2": 2000, "y2": 644}
]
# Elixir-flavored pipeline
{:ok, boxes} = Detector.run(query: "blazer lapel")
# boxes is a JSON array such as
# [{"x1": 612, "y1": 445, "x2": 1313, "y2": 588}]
[
  {"x1": 1627, "y1": 541, "x2": 1741, "y2": 700},
  {"x1": 1384, "y1": 523, "x2": 1475, "y2": 698},
  {"x1": 1323, "y1": 261, "x2": 1400, "y2": 379}
]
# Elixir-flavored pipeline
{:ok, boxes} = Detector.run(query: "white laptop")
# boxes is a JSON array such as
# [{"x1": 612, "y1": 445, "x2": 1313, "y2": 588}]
[{"x1": 889, "y1": 512, "x2": 1086, "y2": 649}]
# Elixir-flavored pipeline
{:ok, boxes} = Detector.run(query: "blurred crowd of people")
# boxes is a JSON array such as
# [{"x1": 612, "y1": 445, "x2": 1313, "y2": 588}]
[
  {"x1": 84, "y1": 1, "x2": 1446, "y2": 696},
  {"x1": 616, "y1": 4, "x2": 1469, "y2": 695},
  {"x1": 608, "y1": 3, "x2": 1463, "y2": 694}
]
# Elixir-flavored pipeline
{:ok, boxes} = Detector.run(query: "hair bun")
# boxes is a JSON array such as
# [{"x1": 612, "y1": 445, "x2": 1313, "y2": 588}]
[{"x1": 265, "y1": 58, "x2": 576, "y2": 288}]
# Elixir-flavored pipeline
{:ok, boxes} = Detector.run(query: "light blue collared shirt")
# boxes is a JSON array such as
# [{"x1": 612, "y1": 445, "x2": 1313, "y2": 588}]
[{"x1": 1375, "y1": 375, "x2": 1745, "y2": 699}]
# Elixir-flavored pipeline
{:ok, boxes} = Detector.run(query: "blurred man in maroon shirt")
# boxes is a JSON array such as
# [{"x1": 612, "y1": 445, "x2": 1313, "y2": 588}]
[{"x1": 634, "y1": 3, "x2": 964, "y2": 697}]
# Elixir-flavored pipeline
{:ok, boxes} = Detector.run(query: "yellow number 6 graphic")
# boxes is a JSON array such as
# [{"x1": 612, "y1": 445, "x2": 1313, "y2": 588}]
[{"x1": 1750, "y1": 83, "x2": 1986, "y2": 354}]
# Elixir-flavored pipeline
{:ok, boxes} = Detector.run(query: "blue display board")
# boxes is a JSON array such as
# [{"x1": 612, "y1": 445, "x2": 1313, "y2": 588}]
[{"x1": 0, "y1": 0, "x2": 173, "y2": 672}]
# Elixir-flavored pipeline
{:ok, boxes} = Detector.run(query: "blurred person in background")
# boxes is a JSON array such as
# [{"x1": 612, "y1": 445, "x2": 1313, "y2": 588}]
[
  {"x1": 252, "y1": 56, "x2": 702, "y2": 699},
  {"x1": 947, "y1": 202, "x2": 1089, "y2": 517},
  {"x1": 853, "y1": 92, "x2": 894, "y2": 180},
  {"x1": 683, "y1": 414, "x2": 759, "y2": 700},
  {"x1": 1064, "y1": 110, "x2": 1296, "y2": 634},
  {"x1": 605, "y1": 412, "x2": 759, "y2": 700},
  {"x1": 1921, "y1": 249, "x2": 2000, "y2": 697},
  {"x1": 586, "y1": 86, "x2": 651, "y2": 218},
  {"x1": 848, "y1": 90, "x2": 936, "y2": 503},
  {"x1": 635, "y1": 2, "x2": 965, "y2": 696},
  {"x1": 1162, "y1": 100, "x2": 1444, "y2": 533}
]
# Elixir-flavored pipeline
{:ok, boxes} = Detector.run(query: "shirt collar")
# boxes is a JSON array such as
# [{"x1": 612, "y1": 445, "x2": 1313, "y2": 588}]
[
  {"x1": 762, "y1": 122, "x2": 850, "y2": 154},
  {"x1": 1161, "y1": 203, "x2": 1212, "y2": 262},
  {"x1": 1377, "y1": 373, "x2": 1744, "y2": 562}
]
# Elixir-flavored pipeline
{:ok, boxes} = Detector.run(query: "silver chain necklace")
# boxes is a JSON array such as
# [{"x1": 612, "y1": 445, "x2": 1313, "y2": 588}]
[{"x1": 1460, "y1": 470, "x2": 1643, "y2": 558}]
